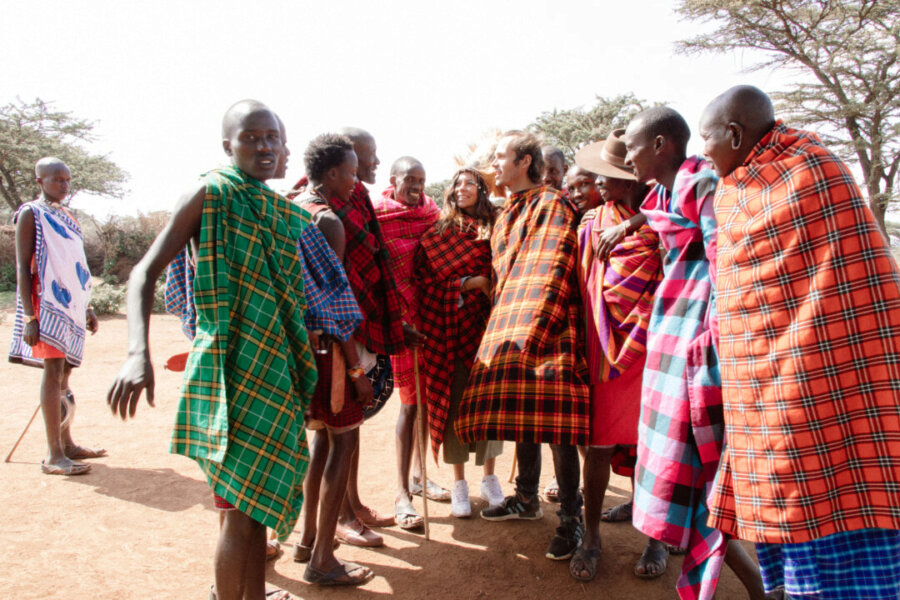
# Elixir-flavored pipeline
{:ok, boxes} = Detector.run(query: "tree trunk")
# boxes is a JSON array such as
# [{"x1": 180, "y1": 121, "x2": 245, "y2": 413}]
[{"x1": 867, "y1": 180, "x2": 889, "y2": 242}]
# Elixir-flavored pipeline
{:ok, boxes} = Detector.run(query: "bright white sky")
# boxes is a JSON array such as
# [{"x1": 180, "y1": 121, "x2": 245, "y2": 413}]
[{"x1": 3, "y1": 0, "x2": 792, "y2": 218}]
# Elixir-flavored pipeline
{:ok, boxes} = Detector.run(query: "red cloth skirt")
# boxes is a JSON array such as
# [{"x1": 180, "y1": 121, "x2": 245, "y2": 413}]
[
  {"x1": 30, "y1": 283, "x2": 64, "y2": 360},
  {"x1": 307, "y1": 350, "x2": 364, "y2": 428},
  {"x1": 589, "y1": 355, "x2": 645, "y2": 447}
]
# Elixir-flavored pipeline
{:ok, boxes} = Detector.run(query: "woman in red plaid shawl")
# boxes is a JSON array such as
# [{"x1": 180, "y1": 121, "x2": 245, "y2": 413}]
[{"x1": 414, "y1": 168, "x2": 506, "y2": 519}]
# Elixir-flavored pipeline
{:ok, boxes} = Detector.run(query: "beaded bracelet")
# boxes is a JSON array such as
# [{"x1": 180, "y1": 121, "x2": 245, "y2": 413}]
[{"x1": 347, "y1": 364, "x2": 365, "y2": 381}]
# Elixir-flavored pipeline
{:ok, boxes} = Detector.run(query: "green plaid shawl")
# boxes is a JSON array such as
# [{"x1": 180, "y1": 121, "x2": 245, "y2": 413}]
[{"x1": 171, "y1": 166, "x2": 318, "y2": 541}]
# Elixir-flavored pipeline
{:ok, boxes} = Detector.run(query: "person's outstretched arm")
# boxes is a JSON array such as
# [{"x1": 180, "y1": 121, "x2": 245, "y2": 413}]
[{"x1": 107, "y1": 183, "x2": 205, "y2": 420}]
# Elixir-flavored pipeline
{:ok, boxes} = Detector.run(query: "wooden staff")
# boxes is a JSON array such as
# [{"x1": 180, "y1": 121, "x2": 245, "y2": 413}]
[
  {"x1": 412, "y1": 348, "x2": 430, "y2": 540},
  {"x1": 508, "y1": 453, "x2": 517, "y2": 484},
  {"x1": 330, "y1": 341, "x2": 346, "y2": 415},
  {"x1": 5, "y1": 402, "x2": 41, "y2": 463}
]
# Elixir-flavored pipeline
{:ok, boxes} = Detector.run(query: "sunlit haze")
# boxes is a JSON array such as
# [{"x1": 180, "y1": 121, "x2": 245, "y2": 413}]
[{"x1": 4, "y1": 0, "x2": 791, "y2": 218}]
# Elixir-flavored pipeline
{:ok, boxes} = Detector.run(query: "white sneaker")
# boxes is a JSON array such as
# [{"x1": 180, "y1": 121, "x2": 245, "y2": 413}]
[
  {"x1": 480, "y1": 474, "x2": 505, "y2": 508},
  {"x1": 450, "y1": 480, "x2": 471, "y2": 518}
]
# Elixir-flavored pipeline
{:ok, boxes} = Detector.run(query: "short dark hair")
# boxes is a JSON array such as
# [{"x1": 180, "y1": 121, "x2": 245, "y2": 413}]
[
  {"x1": 633, "y1": 107, "x2": 691, "y2": 150},
  {"x1": 304, "y1": 133, "x2": 354, "y2": 182},
  {"x1": 541, "y1": 145, "x2": 566, "y2": 166},
  {"x1": 503, "y1": 130, "x2": 544, "y2": 184}
]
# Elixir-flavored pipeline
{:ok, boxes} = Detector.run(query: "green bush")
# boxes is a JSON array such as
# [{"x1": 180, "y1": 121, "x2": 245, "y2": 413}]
[
  {"x1": 97, "y1": 213, "x2": 168, "y2": 283},
  {"x1": 152, "y1": 281, "x2": 167, "y2": 313},
  {"x1": 0, "y1": 262, "x2": 16, "y2": 292},
  {"x1": 90, "y1": 282, "x2": 125, "y2": 315}
]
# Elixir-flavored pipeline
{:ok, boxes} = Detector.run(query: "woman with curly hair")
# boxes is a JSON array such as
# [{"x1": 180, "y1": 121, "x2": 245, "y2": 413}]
[{"x1": 414, "y1": 167, "x2": 505, "y2": 518}]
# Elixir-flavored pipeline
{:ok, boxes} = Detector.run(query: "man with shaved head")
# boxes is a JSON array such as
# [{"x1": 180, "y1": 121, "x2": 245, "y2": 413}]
[
  {"x1": 372, "y1": 156, "x2": 443, "y2": 528},
  {"x1": 321, "y1": 128, "x2": 419, "y2": 546},
  {"x1": 623, "y1": 107, "x2": 763, "y2": 598},
  {"x1": 10, "y1": 157, "x2": 103, "y2": 477},
  {"x1": 541, "y1": 145, "x2": 569, "y2": 192},
  {"x1": 565, "y1": 165, "x2": 603, "y2": 217},
  {"x1": 701, "y1": 85, "x2": 900, "y2": 599},
  {"x1": 108, "y1": 100, "x2": 314, "y2": 600}
]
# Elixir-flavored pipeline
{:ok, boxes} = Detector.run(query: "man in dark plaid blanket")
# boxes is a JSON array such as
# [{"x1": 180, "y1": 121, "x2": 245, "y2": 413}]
[{"x1": 458, "y1": 130, "x2": 590, "y2": 562}]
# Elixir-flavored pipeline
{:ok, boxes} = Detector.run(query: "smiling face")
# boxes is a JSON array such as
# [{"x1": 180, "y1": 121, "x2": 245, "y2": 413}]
[
  {"x1": 597, "y1": 175, "x2": 634, "y2": 205},
  {"x1": 699, "y1": 108, "x2": 742, "y2": 178},
  {"x1": 391, "y1": 164, "x2": 426, "y2": 206},
  {"x1": 453, "y1": 171, "x2": 479, "y2": 213},
  {"x1": 542, "y1": 153, "x2": 567, "y2": 190},
  {"x1": 566, "y1": 167, "x2": 602, "y2": 214},
  {"x1": 36, "y1": 164, "x2": 71, "y2": 204},
  {"x1": 623, "y1": 119, "x2": 658, "y2": 184},
  {"x1": 224, "y1": 109, "x2": 282, "y2": 181},
  {"x1": 329, "y1": 150, "x2": 359, "y2": 203},
  {"x1": 492, "y1": 136, "x2": 529, "y2": 189},
  {"x1": 354, "y1": 136, "x2": 380, "y2": 184}
]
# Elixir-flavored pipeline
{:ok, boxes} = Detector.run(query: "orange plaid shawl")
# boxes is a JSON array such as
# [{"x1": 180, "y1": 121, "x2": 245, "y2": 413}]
[
  {"x1": 456, "y1": 186, "x2": 590, "y2": 446},
  {"x1": 709, "y1": 122, "x2": 900, "y2": 544}
]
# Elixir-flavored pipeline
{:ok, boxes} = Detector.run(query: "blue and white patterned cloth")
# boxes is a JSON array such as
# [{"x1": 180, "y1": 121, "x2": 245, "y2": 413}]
[
  {"x1": 756, "y1": 528, "x2": 900, "y2": 599},
  {"x1": 296, "y1": 217, "x2": 362, "y2": 342},
  {"x1": 9, "y1": 200, "x2": 92, "y2": 367}
]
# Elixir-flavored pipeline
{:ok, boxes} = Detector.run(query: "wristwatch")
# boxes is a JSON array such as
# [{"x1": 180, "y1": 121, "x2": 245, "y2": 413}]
[{"x1": 24, "y1": 314, "x2": 37, "y2": 324}]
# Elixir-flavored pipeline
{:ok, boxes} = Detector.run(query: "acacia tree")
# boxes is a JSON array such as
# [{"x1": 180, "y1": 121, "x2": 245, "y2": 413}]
[
  {"x1": 0, "y1": 98, "x2": 127, "y2": 213},
  {"x1": 529, "y1": 93, "x2": 650, "y2": 161},
  {"x1": 675, "y1": 0, "x2": 900, "y2": 232}
]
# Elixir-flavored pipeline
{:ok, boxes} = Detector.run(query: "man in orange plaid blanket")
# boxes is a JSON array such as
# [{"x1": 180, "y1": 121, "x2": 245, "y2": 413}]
[{"x1": 701, "y1": 85, "x2": 900, "y2": 600}]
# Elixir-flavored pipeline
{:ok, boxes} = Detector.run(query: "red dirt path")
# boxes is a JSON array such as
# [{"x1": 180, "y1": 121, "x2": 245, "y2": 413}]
[{"x1": 0, "y1": 313, "x2": 754, "y2": 599}]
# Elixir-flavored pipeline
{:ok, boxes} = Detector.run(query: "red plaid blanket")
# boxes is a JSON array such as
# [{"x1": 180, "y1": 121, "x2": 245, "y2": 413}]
[
  {"x1": 710, "y1": 122, "x2": 900, "y2": 543},
  {"x1": 415, "y1": 218, "x2": 492, "y2": 457},
  {"x1": 373, "y1": 187, "x2": 440, "y2": 386},
  {"x1": 307, "y1": 182, "x2": 405, "y2": 355},
  {"x1": 456, "y1": 186, "x2": 590, "y2": 446}
]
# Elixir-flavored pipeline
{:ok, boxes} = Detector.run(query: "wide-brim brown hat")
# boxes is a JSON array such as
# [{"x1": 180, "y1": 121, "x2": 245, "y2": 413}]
[{"x1": 574, "y1": 128, "x2": 636, "y2": 181}]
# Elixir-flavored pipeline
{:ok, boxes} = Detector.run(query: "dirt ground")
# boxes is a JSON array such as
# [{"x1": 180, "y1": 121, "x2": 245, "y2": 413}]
[{"x1": 0, "y1": 313, "x2": 756, "y2": 599}]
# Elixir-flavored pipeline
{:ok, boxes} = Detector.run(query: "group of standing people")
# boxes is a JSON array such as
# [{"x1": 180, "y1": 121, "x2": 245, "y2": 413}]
[{"x1": 13, "y1": 83, "x2": 900, "y2": 600}]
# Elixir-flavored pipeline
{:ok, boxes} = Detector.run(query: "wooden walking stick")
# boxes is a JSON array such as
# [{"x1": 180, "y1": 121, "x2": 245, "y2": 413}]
[
  {"x1": 6, "y1": 402, "x2": 41, "y2": 463},
  {"x1": 412, "y1": 348, "x2": 430, "y2": 540}
]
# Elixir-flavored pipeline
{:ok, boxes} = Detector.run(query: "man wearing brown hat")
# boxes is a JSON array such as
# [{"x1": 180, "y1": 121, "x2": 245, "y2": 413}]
[{"x1": 569, "y1": 130, "x2": 665, "y2": 581}]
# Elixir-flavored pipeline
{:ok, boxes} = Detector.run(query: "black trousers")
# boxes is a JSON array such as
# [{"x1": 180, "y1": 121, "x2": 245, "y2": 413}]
[{"x1": 514, "y1": 441, "x2": 582, "y2": 517}]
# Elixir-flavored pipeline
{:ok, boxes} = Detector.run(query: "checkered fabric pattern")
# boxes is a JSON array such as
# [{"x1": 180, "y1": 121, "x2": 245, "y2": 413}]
[
  {"x1": 164, "y1": 207, "x2": 361, "y2": 344},
  {"x1": 295, "y1": 212, "x2": 362, "y2": 342},
  {"x1": 307, "y1": 182, "x2": 406, "y2": 355},
  {"x1": 709, "y1": 122, "x2": 900, "y2": 544},
  {"x1": 456, "y1": 186, "x2": 590, "y2": 446},
  {"x1": 632, "y1": 157, "x2": 727, "y2": 600},
  {"x1": 415, "y1": 217, "x2": 493, "y2": 458},
  {"x1": 164, "y1": 247, "x2": 196, "y2": 340},
  {"x1": 170, "y1": 166, "x2": 317, "y2": 542},
  {"x1": 373, "y1": 187, "x2": 439, "y2": 387},
  {"x1": 756, "y1": 528, "x2": 900, "y2": 599}
]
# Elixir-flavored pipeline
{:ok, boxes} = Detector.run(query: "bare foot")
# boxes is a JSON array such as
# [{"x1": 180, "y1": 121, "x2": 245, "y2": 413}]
[
  {"x1": 634, "y1": 538, "x2": 668, "y2": 579},
  {"x1": 64, "y1": 444, "x2": 107, "y2": 460}
]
